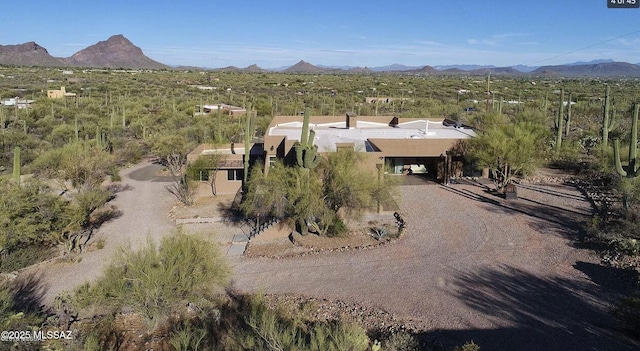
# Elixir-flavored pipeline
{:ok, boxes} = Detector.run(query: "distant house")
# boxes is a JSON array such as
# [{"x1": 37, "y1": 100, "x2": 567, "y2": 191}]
[
  {"x1": 2, "y1": 97, "x2": 34, "y2": 109},
  {"x1": 187, "y1": 142, "x2": 264, "y2": 195},
  {"x1": 263, "y1": 114, "x2": 476, "y2": 182},
  {"x1": 47, "y1": 86, "x2": 76, "y2": 99},
  {"x1": 365, "y1": 96, "x2": 411, "y2": 104},
  {"x1": 196, "y1": 103, "x2": 246, "y2": 117}
]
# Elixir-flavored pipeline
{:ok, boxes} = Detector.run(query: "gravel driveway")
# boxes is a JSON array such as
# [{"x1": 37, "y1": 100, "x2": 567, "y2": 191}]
[
  {"x1": 19, "y1": 160, "x2": 175, "y2": 306},
  {"x1": 230, "y1": 181, "x2": 639, "y2": 350}
]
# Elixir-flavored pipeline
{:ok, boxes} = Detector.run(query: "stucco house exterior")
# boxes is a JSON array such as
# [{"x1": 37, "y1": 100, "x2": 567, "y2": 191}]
[
  {"x1": 196, "y1": 103, "x2": 247, "y2": 117},
  {"x1": 186, "y1": 142, "x2": 263, "y2": 195},
  {"x1": 263, "y1": 114, "x2": 476, "y2": 182},
  {"x1": 46, "y1": 86, "x2": 76, "y2": 99},
  {"x1": 188, "y1": 114, "x2": 476, "y2": 196}
]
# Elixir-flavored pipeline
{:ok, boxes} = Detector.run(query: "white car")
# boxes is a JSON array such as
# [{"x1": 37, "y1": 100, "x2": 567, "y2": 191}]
[{"x1": 408, "y1": 164, "x2": 427, "y2": 174}]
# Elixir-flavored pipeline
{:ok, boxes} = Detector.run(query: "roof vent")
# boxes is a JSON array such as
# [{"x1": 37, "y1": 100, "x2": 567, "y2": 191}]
[{"x1": 346, "y1": 113, "x2": 357, "y2": 129}]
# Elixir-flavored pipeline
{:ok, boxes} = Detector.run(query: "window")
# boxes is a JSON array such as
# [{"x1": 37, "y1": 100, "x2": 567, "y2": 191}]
[
  {"x1": 268, "y1": 156, "x2": 277, "y2": 168},
  {"x1": 198, "y1": 170, "x2": 210, "y2": 181},
  {"x1": 227, "y1": 169, "x2": 244, "y2": 181}
]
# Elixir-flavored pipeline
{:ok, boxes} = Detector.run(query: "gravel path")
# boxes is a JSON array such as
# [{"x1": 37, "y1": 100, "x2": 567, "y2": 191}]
[
  {"x1": 230, "y1": 181, "x2": 639, "y2": 350},
  {"x1": 19, "y1": 160, "x2": 175, "y2": 306}
]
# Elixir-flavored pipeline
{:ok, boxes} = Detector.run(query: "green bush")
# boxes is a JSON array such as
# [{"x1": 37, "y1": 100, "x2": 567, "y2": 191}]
[
  {"x1": 453, "y1": 341, "x2": 480, "y2": 351},
  {"x1": 382, "y1": 331, "x2": 420, "y2": 351},
  {"x1": 73, "y1": 232, "x2": 230, "y2": 321},
  {"x1": 615, "y1": 293, "x2": 640, "y2": 339},
  {"x1": 327, "y1": 216, "x2": 348, "y2": 238},
  {"x1": 0, "y1": 245, "x2": 55, "y2": 273},
  {"x1": 169, "y1": 322, "x2": 207, "y2": 351},
  {"x1": 0, "y1": 179, "x2": 76, "y2": 260},
  {"x1": 233, "y1": 294, "x2": 370, "y2": 351}
]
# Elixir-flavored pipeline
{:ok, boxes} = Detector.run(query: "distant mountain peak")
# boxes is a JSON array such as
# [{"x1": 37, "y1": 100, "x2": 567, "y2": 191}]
[
  {"x1": 239, "y1": 64, "x2": 265, "y2": 73},
  {"x1": 284, "y1": 60, "x2": 324, "y2": 73},
  {"x1": 0, "y1": 41, "x2": 62, "y2": 66},
  {"x1": 65, "y1": 34, "x2": 167, "y2": 69}
]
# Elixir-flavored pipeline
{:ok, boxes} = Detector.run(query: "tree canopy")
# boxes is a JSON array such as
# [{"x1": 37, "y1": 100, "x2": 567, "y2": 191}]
[{"x1": 468, "y1": 112, "x2": 549, "y2": 191}]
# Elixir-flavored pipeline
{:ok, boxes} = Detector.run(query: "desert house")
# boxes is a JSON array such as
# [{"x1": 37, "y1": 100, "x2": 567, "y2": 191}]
[
  {"x1": 196, "y1": 103, "x2": 247, "y2": 117},
  {"x1": 188, "y1": 114, "x2": 476, "y2": 196},
  {"x1": 263, "y1": 114, "x2": 476, "y2": 182},
  {"x1": 46, "y1": 86, "x2": 77, "y2": 99},
  {"x1": 187, "y1": 142, "x2": 263, "y2": 195},
  {"x1": 2, "y1": 97, "x2": 34, "y2": 109}
]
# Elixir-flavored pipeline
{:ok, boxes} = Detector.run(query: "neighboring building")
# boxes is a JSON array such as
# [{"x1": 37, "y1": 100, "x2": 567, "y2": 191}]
[
  {"x1": 263, "y1": 114, "x2": 476, "y2": 182},
  {"x1": 365, "y1": 96, "x2": 411, "y2": 104},
  {"x1": 47, "y1": 86, "x2": 77, "y2": 99},
  {"x1": 2, "y1": 97, "x2": 34, "y2": 109},
  {"x1": 196, "y1": 103, "x2": 246, "y2": 117},
  {"x1": 187, "y1": 142, "x2": 264, "y2": 195}
]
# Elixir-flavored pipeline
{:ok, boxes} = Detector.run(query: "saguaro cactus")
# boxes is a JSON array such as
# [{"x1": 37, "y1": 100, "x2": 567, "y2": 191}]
[
  {"x1": 243, "y1": 104, "x2": 255, "y2": 186},
  {"x1": 565, "y1": 92, "x2": 572, "y2": 137},
  {"x1": 602, "y1": 85, "x2": 616, "y2": 147},
  {"x1": 95, "y1": 126, "x2": 111, "y2": 152},
  {"x1": 294, "y1": 107, "x2": 321, "y2": 169},
  {"x1": 554, "y1": 89, "x2": 565, "y2": 152},
  {"x1": 13, "y1": 146, "x2": 20, "y2": 185},
  {"x1": 614, "y1": 103, "x2": 640, "y2": 178}
]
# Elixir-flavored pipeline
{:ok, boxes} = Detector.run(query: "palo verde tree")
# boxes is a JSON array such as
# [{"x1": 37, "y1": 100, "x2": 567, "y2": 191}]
[
  {"x1": 187, "y1": 151, "x2": 227, "y2": 196},
  {"x1": 149, "y1": 134, "x2": 193, "y2": 176},
  {"x1": 320, "y1": 148, "x2": 378, "y2": 216},
  {"x1": 469, "y1": 111, "x2": 548, "y2": 192}
]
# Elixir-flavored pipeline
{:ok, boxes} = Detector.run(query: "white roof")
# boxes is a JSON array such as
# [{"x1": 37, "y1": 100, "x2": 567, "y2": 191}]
[{"x1": 268, "y1": 119, "x2": 476, "y2": 152}]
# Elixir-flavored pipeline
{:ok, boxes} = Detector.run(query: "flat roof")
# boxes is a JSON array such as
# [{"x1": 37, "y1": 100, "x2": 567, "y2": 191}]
[{"x1": 267, "y1": 118, "x2": 475, "y2": 152}]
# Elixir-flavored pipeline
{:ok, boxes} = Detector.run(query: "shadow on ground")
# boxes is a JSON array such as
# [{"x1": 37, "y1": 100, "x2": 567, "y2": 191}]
[
  {"x1": 7, "y1": 271, "x2": 48, "y2": 313},
  {"x1": 439, "y1": 183, "x2": 592, "y2": 242},
  {"x1": 128, "y1": 162, "x2": 174, "y2": 182},
  {"x1": 419, "y1": 264, "x2": 638, "y2": 350}
]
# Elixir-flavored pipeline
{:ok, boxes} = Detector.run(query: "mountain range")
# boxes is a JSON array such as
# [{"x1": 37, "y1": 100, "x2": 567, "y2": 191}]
[
  {"x1": 1, "y1": 35, "x2": 639, "y2": 77},
  {"x1": 0, "y1": 35, "x2": 167, "y2": 69}
]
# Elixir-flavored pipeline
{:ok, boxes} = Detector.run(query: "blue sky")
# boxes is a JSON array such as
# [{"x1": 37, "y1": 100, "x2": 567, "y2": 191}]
[{"x1": 2, "y1": 0, "x2": 639, "y2": 68}]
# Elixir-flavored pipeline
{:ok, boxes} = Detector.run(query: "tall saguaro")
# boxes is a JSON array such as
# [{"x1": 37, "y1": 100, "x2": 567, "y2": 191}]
[
  {"x1": 614, "y1": 103, "x2": 640, "y2": 178},
  {"x1": 294, "y1": 108, "x2": 320, "y2": 170},
  {"x1": 13, "y1": 146, "x2": 21, "y2": 185},
  {"x1": 555, "y1": 89, "x2": 565, "y2": 152},
  {"x1": 243, "y1": 104, "x2": 255, "y2": 189},
  {"x1": 602, "y1": 85, "x2": 615, "y2": 147}
]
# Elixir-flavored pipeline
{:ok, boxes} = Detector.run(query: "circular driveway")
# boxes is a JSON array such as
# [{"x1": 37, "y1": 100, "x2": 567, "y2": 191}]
[{"x1": 230, "y1": 182, "x2": 639, "y2": 350}]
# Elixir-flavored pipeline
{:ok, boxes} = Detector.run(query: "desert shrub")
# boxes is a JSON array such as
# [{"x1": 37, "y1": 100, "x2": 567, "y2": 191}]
[
  {"x1": 453, "y1": 341, "x2": 480, "y2": 351},
  {"x1": 73, "y1": 232, "x2": 230, "y2": 321},
  {"x1": 615, "y1": 293, "x2": 640, "y2": 339},
  {"x1": 0, "y1": 245, "x2": 55, "y2": 273},
  {"x1": 113, "y1": 140, "x2": 146, "y2": 166},
  {"x1": 77, "y1": 313, "x2": 122, "y2": 351},
  {"x1": 166, "y1": 175, "x2": 195, "y2": 206},
  {"x1": 169, "y1": 321, "x2": 207, "y2": 351},
  {"x1": 232, "y1": 294, "x2": 370, "y2": 351},
  {"x1": 382, "y1": 331, "x2": 420, "y2": 351},
  {"x1": 0, "y1": 179, "x2": 76, "y2": 261},
  {"x1": 326, "y1": 216, "x2": 348, "y2": 238}
]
